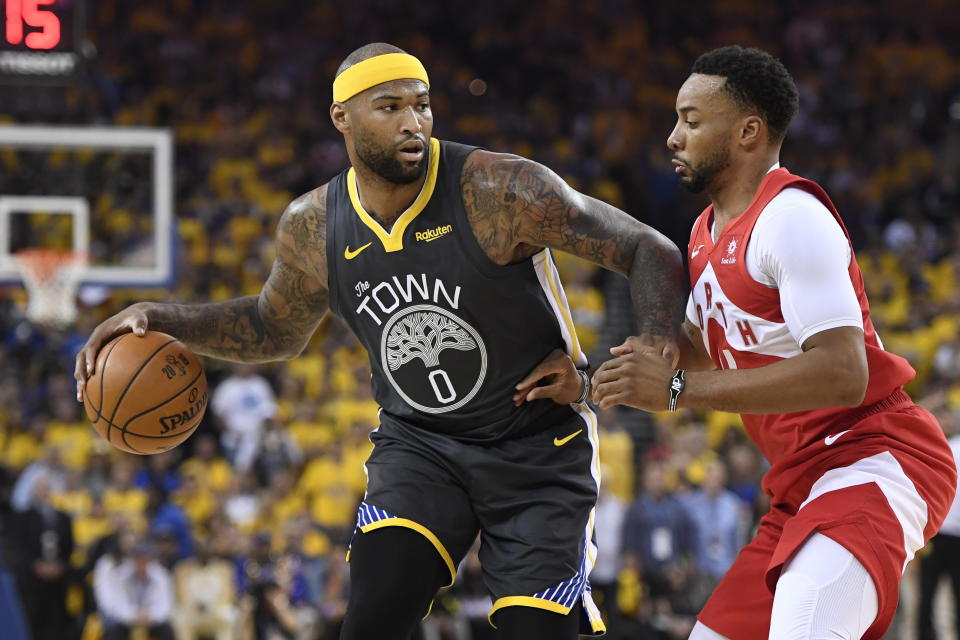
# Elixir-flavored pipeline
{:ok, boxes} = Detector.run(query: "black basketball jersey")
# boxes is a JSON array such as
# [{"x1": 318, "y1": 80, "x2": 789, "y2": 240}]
[{"x1": 326, "y1": 139, "x2": 587, "y2": 441}]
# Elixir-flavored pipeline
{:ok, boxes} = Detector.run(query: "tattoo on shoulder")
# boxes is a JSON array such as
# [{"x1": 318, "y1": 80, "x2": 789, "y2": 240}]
[
  {"x1": 250, "y1": 184, "x2": 331, "y2": 358},
  {"x1": 460, "y1": 156, "x2": 521, "y2": 263},
  {"x1": 461, "y1": 152, "x2": 635, "y2": 272},
  {"x1": 461, "y1": 152, "x2": 686, "y2": 340},
  {"x1": 277, "y1": 184, "x2": 329, "y2": 285}
]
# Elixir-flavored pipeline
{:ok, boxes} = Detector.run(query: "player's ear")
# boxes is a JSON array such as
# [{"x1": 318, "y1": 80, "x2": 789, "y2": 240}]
[
  {"x1": 740, "y1": 115, "x2": 763, "y2": 149},
  {"x1": 330, "y1": 102, "x2": 350, "y2": 134}
]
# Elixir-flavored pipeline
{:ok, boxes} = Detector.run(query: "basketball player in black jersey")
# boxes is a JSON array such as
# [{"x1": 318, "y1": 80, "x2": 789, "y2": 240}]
[{"x1": 75, "y1": 43, "x2": 686, "y2": 639}]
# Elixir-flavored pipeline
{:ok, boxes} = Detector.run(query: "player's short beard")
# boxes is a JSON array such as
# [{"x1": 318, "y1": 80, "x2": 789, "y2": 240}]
[
  {"x1": 681, "y1": 145, "x2": 731, "y2": 194},
  {"x1": 354, "y1": 128, "x2": 427, "y2": 185}
]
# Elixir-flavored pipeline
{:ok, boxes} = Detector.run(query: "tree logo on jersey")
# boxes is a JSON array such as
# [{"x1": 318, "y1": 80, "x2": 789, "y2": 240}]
[
  {"x1": 380, "y1": 304, "x2": 487, "y2": 414},
  {"x1": 386, "y1": 312, "x2": 476, "y2": 369}
]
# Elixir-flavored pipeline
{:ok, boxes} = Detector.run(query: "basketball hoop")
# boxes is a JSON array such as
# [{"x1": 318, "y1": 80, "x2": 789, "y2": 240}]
[{"x1": 14, "y1": 248, "x2": 88, "y2": 327}]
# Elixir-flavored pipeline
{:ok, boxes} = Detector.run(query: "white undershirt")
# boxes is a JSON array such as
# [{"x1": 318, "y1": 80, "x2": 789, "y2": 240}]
[
  {"x1": 694, "y1": 172, "x2": 864, "y2": 348},
  {"x1": 938, "y1": 435, "x2": 960, "y2": 537}
]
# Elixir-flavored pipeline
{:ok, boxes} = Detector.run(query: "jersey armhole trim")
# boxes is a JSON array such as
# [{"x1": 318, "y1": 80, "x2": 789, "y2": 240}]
[{"x1": 533, "y1": 249, "x2": 585, "y2": 366}]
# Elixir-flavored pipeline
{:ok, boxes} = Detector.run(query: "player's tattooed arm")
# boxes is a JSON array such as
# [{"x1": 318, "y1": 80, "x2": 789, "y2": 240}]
[
  {"x1": 147, "y1": 186, "x2": 330, "y2": 362},
  {"x1": 461, "y1": 151, "x2": 686, "y2": 362},
  {"x1": 75, "y1": 186, "x2": 329, "y2": 398}
]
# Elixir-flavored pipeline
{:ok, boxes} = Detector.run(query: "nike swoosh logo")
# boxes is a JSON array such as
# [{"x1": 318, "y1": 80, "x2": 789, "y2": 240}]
[
  {"x1": 344, "y1": 242, "x2": 372, "y2": 260},
  {"x1": 691, "y1": 244, "x2": 705, "y2": 258},
  {"x1": 554, "y1": 429, "x2": 583, "y2": 447},
  {"x1": 824, "y1": 430, "x2": 852, "y2": 446}
]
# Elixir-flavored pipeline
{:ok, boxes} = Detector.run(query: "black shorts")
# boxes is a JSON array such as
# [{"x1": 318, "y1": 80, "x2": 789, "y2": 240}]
[{"x1": 350, "y1": 406, "x2": 605, "y2": 636}]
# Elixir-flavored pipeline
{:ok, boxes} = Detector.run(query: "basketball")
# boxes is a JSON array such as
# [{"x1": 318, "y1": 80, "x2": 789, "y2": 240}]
[{"x1": 83, "y1": 331, "x2": 208, "y2": 455}]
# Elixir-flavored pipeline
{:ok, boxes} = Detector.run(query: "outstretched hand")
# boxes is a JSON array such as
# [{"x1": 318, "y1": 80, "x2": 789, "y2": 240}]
[
  {"x1": 513, "y1": 348, "x2": 584, "y2": 406},
  {"x1": 591, "y1": 336, "x2": 678, "y2": 411},
  {"x1": 74, "y1": 303, "x2": 151, "y2": 402}
]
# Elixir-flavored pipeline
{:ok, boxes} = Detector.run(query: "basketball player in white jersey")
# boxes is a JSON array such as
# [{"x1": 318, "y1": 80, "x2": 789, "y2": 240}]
[{"x1": 592, "y1": 46, "x2": 956, "y2": 640}]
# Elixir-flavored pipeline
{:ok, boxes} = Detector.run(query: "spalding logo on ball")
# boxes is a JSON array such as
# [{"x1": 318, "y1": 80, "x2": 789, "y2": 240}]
[{"x1": 83, "y1": 331, "x2": 208, "y2": 454}]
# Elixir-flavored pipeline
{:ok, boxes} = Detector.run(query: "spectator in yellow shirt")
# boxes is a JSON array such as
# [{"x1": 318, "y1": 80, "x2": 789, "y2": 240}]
[
  {"x1": 102, "y1": 461, "x2": 148, "y2": 528},
  {"x1": 174, "y1": 472, "x2": 217, "y2": 530},
  {"x1": 180, "y1": 433, "x2": 232, "y2": 494},
  {"x1": 3, "y1": 416, "x2": 45, "y2": 474},
  {"x1": 45, "y1": 398, "x2": 93, "y2": 471}
]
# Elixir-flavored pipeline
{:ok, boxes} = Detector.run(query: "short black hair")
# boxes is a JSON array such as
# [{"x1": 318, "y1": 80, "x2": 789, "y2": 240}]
[
  {"x1": 691, "y1": 46, "x2": 799, "y2": 141},
  {"x1": 336, "y1": 42, "x2": 407, "y2": 78}
]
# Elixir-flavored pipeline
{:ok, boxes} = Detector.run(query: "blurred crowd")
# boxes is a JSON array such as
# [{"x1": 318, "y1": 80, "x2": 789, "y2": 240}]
[{"x1": 1, "y1": 1, "x2": 959, "y2": 639}]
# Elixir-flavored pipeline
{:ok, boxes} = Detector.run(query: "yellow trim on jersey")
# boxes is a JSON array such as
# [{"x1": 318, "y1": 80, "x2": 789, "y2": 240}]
[
  {"x1": 332, "y1": 53, "x2": 430, "y2": 103},
  {"x1": 488, "y1": 596, "x2": 571, "y2": 627},
  {"x1": 586, "y1": 612, "x2": 607, "y2": 635},
  {"x1": 488, "y1": 594, "x2": 606, "y2": 634},
  {"x1": 346, "y1": 137, "x2": 441, "y2": 253},
  {"x1": 578, "y1": 404, "x2": 601, "y2": 566},
  {"x1": 360, "y1": 516, "x2": 456, "y2": 587},
  {"x1": 542, "y1": 250, "x2": 583, "y2": 364}
]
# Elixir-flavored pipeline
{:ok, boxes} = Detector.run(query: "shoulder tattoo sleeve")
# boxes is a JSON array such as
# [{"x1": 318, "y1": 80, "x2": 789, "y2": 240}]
[
  {"x1": 260, "y1": 185, "x2": 330, "y2": 352},
  {"x1": 461, "y1": 151, "x2": 686, "y2": 339}
]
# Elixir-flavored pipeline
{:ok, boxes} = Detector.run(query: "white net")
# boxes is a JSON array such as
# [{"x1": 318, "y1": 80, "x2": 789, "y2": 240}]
[
  {"x1": 0, "y1": 125, "x2": 173, "y2": 287},
  {"x1": 14, "y1": 249, "x2": 87, "y2": 327}
]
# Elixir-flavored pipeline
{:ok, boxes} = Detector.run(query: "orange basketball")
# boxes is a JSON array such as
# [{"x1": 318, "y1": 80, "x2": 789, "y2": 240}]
[{"x1": 83, "y1": 331, "x2": 208, "y2": 454}]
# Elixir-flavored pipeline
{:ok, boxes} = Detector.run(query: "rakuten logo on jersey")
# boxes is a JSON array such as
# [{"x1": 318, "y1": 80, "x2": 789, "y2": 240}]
[{"x1": 415, "y1": 224, "x2": 452, "y2": 243}]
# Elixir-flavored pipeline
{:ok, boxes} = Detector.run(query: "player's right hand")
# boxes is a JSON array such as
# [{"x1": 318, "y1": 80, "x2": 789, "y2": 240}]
[
  {"x1": 513, "y1": 348, "x2": 583, "y2": 406},
  {"x1": 74, "y1": 303, "x2": 151, "y2": 402},
  {"x1": 591, "y1": 338, "x2": 676, "y2": 411}
]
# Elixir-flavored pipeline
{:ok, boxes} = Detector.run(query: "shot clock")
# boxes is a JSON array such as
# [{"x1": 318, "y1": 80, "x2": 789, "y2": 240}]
[{"x1": 0, "y1": 0, "x2": 86, "y2": 83}]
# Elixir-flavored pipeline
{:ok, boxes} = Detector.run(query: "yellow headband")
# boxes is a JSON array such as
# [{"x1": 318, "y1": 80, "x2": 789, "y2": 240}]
[{"x1": 333, "y1": 53, "x2": 430, "y2": 102}]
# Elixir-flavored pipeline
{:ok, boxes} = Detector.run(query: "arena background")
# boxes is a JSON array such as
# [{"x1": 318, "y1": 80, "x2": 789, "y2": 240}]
[{"x1": 0, "y1": 1, "x2": 958, "y2": 639}]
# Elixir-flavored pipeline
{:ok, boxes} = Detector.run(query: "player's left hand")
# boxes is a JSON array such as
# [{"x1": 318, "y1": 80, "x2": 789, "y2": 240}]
[
  {"x1": 591, "y1": 336, "x2": 675, "y2": 411},
  {"x1": 513, "y1": 348, "x2": 583, "y2": 406},
  {"x1": 629, "y1": 333, "x2": 680, "y2": 369}
]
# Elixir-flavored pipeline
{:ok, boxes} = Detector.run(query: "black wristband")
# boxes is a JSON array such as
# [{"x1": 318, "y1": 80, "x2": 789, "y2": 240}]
[
  {"x1": 668, "y1": 369, "x2": 686, "y2": 412},
  {"x1": 573, "y1": 369, "x2": 591, "y2": 405}
]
